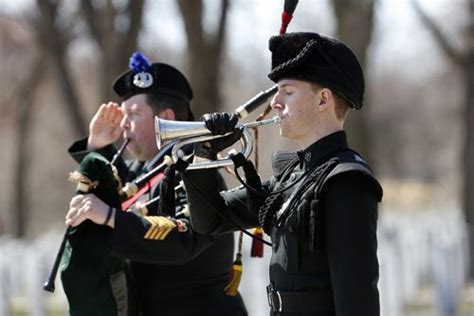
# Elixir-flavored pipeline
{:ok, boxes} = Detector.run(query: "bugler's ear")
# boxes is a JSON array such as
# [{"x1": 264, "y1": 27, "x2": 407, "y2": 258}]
[
  {"x1": 316, "y1": 88, "x2": 332, "y2": 110},
  {"x1": 159, "y1": 108, "x2": 176, "y2": 121}
]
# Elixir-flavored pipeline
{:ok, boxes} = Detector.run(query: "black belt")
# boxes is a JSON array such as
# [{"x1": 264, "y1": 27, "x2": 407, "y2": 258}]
[{"x1": 266, "y1": 285, "x2": 335, "y2": 313}]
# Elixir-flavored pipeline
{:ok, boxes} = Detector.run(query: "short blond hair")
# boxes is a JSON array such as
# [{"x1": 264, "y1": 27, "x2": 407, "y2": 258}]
[{"x1": 311, "y1": 83, "x2": 350, "y2": 121}]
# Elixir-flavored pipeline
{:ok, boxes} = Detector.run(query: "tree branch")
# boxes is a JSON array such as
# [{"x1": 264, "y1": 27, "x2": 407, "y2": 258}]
[
  {"x1": 213, "y1": 0, "x2": 229, "y2": 58},
  {"x1": 81, "y1": 0, "x2": 104, "y2": 49},
  {"x1": 36, "y1": 0, "x2": 87, "y2": 136},
  {"x1": 12, "y1": 52, "x2": 46, "y2": 238},
  {"x1": 120, "y1": 0, "x2": 145, "y2": 55},
  {"x1": 412, "y1": 0, "x2": 464, "y2": 65},
  {"x1": 176, "y1": 0, "x2": 204, "y2": 51}
]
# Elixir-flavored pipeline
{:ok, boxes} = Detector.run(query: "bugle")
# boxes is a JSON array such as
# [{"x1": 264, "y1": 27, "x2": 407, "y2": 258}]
[{"x1": 155, "y1": 116, "x2": 281, "y2": 170}]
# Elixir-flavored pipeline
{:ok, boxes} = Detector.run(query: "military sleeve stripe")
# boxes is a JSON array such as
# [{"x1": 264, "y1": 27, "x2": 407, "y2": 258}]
[
  {"x1": 149, "y1": 217, "x2": 167, "y2": 240},
  {"x1": 149, "y1": 224, "x2": 162, "y2": 240},
  {"x1": 144, "y1": 217, "x2": 159, "y2": 239},
  {"x1": 146, "y1": 217, "x2": 162, "y2": 240},
  {"x1": 143, "y1": 216, "x2": 177, "y2": 240}
]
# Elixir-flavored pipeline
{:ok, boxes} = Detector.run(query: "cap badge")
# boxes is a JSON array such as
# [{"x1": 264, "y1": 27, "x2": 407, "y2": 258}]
[{"x1": 133, "y1": 72, "x2": 153, "y2": 88}]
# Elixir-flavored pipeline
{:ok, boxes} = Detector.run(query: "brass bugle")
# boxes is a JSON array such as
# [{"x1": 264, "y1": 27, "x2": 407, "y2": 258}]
[{"x1": 155, "y1": 116, "x2": 281, "y2": 170}]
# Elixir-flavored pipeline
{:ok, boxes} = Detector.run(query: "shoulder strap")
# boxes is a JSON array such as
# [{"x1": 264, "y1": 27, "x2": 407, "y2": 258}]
[{"x1": 319, "y1": 150, "x2": 383, "y2": 201}]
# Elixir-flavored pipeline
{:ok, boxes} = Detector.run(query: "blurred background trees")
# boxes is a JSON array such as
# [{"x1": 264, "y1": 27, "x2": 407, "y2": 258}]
[
  {"x1": 0, "y1": 0, "x2": 473, "y2": 315},
  {"x1": 413, "y1": 0, "x2": 473, "y2": 279}
]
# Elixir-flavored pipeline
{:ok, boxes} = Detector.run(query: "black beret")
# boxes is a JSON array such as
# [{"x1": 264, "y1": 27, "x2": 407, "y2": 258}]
[
  {"x1": 268, "y1": 32, "x2": 364, "y2": 110},
  {"x1": 113, "y1": 52, "x2": 193, "y2": 102}
]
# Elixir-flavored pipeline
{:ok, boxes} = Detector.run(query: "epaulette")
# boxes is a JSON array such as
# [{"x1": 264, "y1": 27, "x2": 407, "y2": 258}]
[
  {"x1": 271, "y1": 151, "x2": 298, "y2": 178},
  {"x1": 321, "y1": 150, "x2": 383, "y2": 201}
]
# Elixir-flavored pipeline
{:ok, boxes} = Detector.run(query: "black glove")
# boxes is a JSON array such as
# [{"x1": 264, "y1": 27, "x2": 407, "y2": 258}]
[
  {"x1": 202, "y1": 112, "x2": 238, "y2": 135},
  {"x1": 194, "y1": 112, "x2": 242, "y2": 160}
]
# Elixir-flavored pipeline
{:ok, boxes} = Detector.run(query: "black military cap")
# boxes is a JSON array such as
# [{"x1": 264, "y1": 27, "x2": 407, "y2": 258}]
[
  {"x1": 113, "y1": 51, "x2": 193, "y2": 102},
  {"x1": 268, "y1": 32, "x2": 364, "y2": 110}
]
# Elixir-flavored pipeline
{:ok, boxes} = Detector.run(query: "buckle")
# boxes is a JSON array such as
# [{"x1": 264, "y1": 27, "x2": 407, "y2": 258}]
[{"x1": 266, "y1": 285, "x2": 283, "y2": 312}]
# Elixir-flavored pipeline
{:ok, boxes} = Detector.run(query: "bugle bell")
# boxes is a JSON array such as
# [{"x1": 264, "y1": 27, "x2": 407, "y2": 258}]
[{"x1": 154, "y1": 116, "x2": 281, "y2": 170}]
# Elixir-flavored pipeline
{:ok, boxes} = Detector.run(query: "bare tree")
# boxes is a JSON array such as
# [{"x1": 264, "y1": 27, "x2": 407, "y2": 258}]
[
  {"x1": 0, "y1": 16, "x2": 46, "y2": 237},
  {"x1": 412, "y1": 0, "x2": 474, "y2": 279},
  {"x1": 35, "y1": 0, "x2": 146, "y2": 135},
  {"x1": 176, "y1": 0, "x2": 230, "y2": 116},
  {"x1": 5, "y1": 0, "x2": 146, "y2": 237},
  {"x1": 12, "y1": 54, "x2": 46, "y2": 237},
  {"x1": 36, "y1": 0, "x2": 87, "y2": 136},
  {"x1": 331, "y1": 0, "x2": 376, "y2": 165},
  {"x1": 81, "y1": 0, "x2": 145, "y2": 101}
]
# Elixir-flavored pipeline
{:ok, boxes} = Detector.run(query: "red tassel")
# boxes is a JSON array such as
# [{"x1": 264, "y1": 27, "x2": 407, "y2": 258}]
[{"x1": 251, "y1": 227, "x2": 264, "y2": 258}]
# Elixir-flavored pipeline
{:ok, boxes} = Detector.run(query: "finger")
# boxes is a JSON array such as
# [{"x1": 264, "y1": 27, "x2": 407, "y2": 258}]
[
  {"x1": 215, "y1": 113, "x2": 224, "y2": 135},
  {"x1": 66, "y1": 208, "x2": 81, "y2": 226},
  {"x1": 103, "y1": 103, "x2": 115, "y2": 121},
  {"x1": 104, "y1": 102, "x2": 121, "y2": 121},
  {"x1": 82, "y1": 193, "x2": 94, "y2": 201},
  {"x1": 109, "y1": 107, "x2": 123, "y2": 125},
  {"x1": 69, "y1": 195, "x2": 84, "y2": 208},
  {"x1": 65, "y1": 207, "x2": 78, "y2": 223},
  {"x1": 112, "y1": 107, "x2": 124, "y2": 125},
  {"x1": 203, "y1": 114, "x2": 214, "y2": 133},
  {"x1": 70, "y1": 204, "x2": 89, "y2": 227},
  {"x1": 97, "y1": 104, "x2": 108, "y2": 118},
  {"x1": 229, "y1": 113, "x2": 238, "y2": 126}
]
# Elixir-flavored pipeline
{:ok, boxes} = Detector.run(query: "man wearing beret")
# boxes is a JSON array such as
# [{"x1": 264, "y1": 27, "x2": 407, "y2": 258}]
[
  {"x1": 64, "y1": 52, "x2": 247, "y2": 316},
  {"x1": 180, "y1": 32, "x2": 383, "y2": 315}
]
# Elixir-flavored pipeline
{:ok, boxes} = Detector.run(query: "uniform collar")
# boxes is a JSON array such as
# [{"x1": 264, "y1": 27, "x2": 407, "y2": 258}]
[{"x1": 296, "y1": 131, "x2": 348, "y2": 171}]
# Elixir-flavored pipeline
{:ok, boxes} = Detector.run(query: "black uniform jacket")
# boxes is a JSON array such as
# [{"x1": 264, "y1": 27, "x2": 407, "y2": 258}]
[
  {"x1": 181, "y1": 131, "x2": 383, "y2": 316},
  {"x1": 69, "y1": 138, "x2": 247, "y2": 316}
]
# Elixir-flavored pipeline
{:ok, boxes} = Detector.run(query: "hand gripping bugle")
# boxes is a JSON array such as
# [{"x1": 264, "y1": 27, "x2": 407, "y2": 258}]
[
  {"x1": 43, "y1": 138, "x2": 130, "y2": 293},
  {"x1": 154, "y1": 86, "x2": 280, "y2": 170},
  {"x1": 164, "y1": 116, "x2": 281, "y2": 170}
]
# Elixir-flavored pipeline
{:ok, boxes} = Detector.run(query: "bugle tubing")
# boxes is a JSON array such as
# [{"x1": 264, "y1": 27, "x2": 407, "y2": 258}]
[{"x1": 154, "y1": 116, "x2": 281, "y2": 170}]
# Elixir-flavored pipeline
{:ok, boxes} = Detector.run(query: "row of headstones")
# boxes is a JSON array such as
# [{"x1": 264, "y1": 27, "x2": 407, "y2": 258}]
[
  {"x1": 0, "y1": 230, "x2": 68, "y2": 316},
  {"x1": 378, "y1": 209, "x2": 468, "y2": 316},
  {"x1": 0, "y1": 210, "x2": 469, "y2": 316}
]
